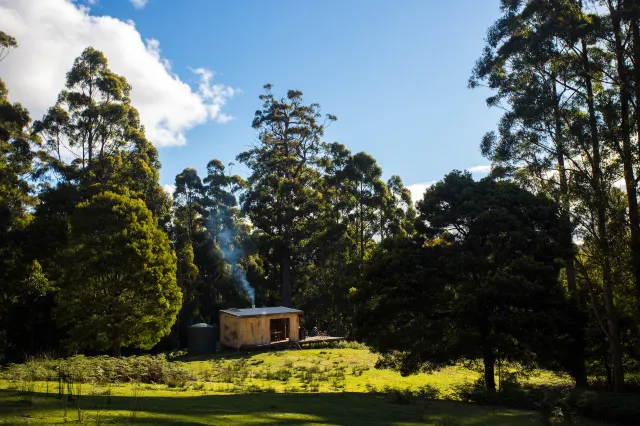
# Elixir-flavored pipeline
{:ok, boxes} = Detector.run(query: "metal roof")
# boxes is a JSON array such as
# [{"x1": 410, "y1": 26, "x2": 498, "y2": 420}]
[{"x1": 220, "y1": 306, "x2": 303, "y2": 317}]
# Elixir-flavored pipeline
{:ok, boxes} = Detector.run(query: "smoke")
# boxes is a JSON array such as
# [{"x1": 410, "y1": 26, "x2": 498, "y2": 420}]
[{"x1": 217, "y1": 228, "x2": 255, "y2": 306}]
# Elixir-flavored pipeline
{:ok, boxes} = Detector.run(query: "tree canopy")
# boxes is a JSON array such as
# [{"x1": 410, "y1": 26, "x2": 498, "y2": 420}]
[{"x1": 56, "y1": 191, "x2": 180, "y2": 355}]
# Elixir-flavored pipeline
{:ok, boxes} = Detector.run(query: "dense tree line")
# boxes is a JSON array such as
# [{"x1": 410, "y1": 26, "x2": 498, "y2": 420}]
[
  {"x1": 3, "y1": 0, "x2": 640, "y2": 395},
  {"x1": 356, "y1": 0, "x2": 640, "y2": 394},
  {"x1": 0, "y1": 32, "x2": 415, "y2": 360},
  {"x1": 471, "y1": 0, "x2": 640, "y2": 392}
]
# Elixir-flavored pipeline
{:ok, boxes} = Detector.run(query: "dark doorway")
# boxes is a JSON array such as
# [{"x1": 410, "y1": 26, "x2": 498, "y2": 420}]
[{"x1": 270, "y1": 318, "x2": 290, "y2": 342}]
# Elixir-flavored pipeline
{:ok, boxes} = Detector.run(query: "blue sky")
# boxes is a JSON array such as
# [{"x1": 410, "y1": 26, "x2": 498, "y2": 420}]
[{"x1": 0, "y1": 0, "x2": 503, "y2": 200}]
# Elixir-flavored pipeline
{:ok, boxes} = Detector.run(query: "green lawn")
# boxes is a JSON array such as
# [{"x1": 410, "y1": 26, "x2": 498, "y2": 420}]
[
  {"x1": 0, "y1": 389, "x2": 601, "y2": 425},
  {"x1": 181, "y1": 347, "x2": 572, "y2": 396},
  {"x1": 0, "y1": 346, "x2": 607, "y2": 425}
]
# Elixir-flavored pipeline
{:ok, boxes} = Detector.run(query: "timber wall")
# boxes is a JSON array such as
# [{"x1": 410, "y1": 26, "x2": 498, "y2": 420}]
[{"x1": 219, "y1": 312, "x2": 300, "y2": 348}]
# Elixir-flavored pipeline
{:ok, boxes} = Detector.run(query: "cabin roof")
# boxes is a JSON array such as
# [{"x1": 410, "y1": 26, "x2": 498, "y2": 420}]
[{"x1": 220, "y1": 306, "x2": 303, "y2": 317}]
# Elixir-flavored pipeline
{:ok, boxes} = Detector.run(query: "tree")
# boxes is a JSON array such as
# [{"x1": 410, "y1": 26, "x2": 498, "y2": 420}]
[
  {"x1": 471, "y1": 0, "x2": 640, "y2": 391},
  {"x1": 0, "y1": 31, "x2": 53, "y2": 362},
  {"x1": 357, "y1": 172, "x2": 573, "y2": 392},
  {"x1": 383, "y1": 175, "x2": 416, "y2": 238},
  {"x1": 0, "y1": 30, "x2": 17, "y2": 61},
  {"x1": 173, "y1": 168, "x2": 205, "y2": 241},
  {"x1": 25, "y1": 47, "x2": 173, "y2": 356},
  {"x1": 203, "y1": 159, "x2": 246, "y2": 244},
  {"x1": 33, "y1": 46, "x2": 168, "y2": 220},
  {"x1": 238, "y1": 84, "x2": 336, "y2": 307},
  {"x1": 56, "y1": 191, "x2": 181, "y2": 355},
  {"x1": 344, "y1": 152, "x2": 386, "y2": 271}
]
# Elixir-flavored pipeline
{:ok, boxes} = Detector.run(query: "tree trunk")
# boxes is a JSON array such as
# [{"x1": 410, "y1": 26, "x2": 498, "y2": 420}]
[
  {"x1": 631, "y1": 5, "x2": 640, "y2": 317},
  {"x1": 553, "y1": 87, "x2": 577, "y2": 293},
  {"x1": 334, "y1": 304, "x2": 341, "y2": 336},
  {"x1": 603, "y1": 342, "x2": 612, "y2": 387},
  {"x1": 175, "y1": 312, "x2": 181, "y2": 350},
  {"x1": 483, "y1": 351, "x2": 496, "y2": 392},
  {"x1": 281, "y1": 253, "x2": 292, "y2": 307},
  {"x1": 611, "y1": 2, "x2": 640, "y2": 321},
  {"x1": 553, "y1": 76, "x2": 588, "y2": 387},
  {"x1": 360, "y1": 181, "x2": 365, "y2": 273},
  {"x1": 581, "y1": 35, "x2": 625, "y2": 391},
  {"x1": 112, "y1": 345, "x2": 121, "y2": 357}
]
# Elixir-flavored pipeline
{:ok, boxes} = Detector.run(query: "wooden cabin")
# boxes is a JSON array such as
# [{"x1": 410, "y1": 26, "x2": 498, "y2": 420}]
[{"x1": 219, "y1": 306, "x2": 303, "y2": 349}]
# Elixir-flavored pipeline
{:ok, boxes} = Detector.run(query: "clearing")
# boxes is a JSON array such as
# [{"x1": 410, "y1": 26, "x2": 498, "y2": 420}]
[{"x1": 0, "y1": 346, "x2": 607, "y2": 425}]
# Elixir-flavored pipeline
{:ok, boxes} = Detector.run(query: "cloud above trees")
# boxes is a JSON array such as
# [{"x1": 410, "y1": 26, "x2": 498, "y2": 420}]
[{"x1": 0, "y1": 0, "x2": 237, "y2": 147}]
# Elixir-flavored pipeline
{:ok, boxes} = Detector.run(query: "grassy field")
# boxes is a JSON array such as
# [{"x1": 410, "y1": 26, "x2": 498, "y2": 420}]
[
  {"x1": 0, "y1": 345, "x2": 608, "y2": 425},
  {"x1": 181, "y1": 347, "x2": 571, "y2": 396}
]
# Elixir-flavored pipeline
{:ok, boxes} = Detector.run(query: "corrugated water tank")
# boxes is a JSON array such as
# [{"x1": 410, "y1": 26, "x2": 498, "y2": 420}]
[{"x1": 188, "y1": 323, "x2": 217, "y2": 355}]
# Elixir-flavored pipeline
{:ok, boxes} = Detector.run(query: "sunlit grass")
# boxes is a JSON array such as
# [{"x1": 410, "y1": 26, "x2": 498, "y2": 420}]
[
  {"x1": 0, "y1": 347, "x2": 591, "y2": 425},
  {"x1": 183, "y1": 348, "x2": 572, "y2": 396}
]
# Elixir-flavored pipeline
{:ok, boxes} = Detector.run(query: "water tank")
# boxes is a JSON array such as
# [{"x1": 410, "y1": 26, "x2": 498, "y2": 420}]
[{"x1": 188, "y1": 323, "x2": 217, "y2": 355}]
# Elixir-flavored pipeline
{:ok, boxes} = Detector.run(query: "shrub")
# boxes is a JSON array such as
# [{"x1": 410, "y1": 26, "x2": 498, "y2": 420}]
[
  {"x1": 245, "y1": 384, "x2": 262, "y2": 393},
  {"x1": 416, "y1": 384, "x2": 441, "y2": 400},
  {"x1": 0, "y1": 355, "x2": 196, "y2": 386},
  {"x1": 390, "y1": 388, "x2": 414, "y2": 405},
  {"x1": 455, "y1": 379, "x2": 640, "y2": 426},
  {"x1": 571, "y1": 389, "x2": 640, "y2": 425}
]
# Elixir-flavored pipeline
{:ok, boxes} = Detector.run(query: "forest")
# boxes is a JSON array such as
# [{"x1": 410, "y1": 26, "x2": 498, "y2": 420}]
[{"x1": 2, "y1": 1, "x2": 640, "y2": 421}]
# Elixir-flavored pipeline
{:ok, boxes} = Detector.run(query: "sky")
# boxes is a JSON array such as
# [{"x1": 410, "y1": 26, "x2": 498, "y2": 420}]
[{"x1": 0, "y1": 0, "x2": 503, "y2": 202}]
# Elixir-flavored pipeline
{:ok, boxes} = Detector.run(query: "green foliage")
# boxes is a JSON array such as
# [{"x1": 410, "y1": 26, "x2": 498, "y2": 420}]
[
  {"x1": 164, "y1": 161, "x2": 249, "y2": 351},
  {"x1": 238, "y1": 84, "x2": 336, "y2": 307},
  {"x1": 471, "y1": 0, "x2": 640, "y2": 391},
  {"x1": 3, "y1": 348, "x2": 621, "y2": 424},
  {"x1": 0, "y1": 30, "x2": 17, "y2": 61},
  {"x1": 0, "y1": 354, "x2": 196, "y2": 386},
  {"x1": 32, "y1": 46, "x2": 167, "y2": 218},
  {"x1": 357, "y1": 172, "x2": 573, "y2": 391},
  {"x1": 56, "y1": 191, "x2": 181, "y2": 354},
  {"x1": 0, "y1": 36, "x2": 44, "y2": 362}
]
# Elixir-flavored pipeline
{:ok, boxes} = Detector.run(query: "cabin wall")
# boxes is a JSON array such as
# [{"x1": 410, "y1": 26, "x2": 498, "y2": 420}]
[
  {"x1": 219, "y1": 312, "x2": 241, "y2": 348},
  {"x1": 240, "y1": 315, "x2": 270, "y2": 346},
  {"x1": 221, "y1": 313, "x2": 302, "y2": 347}
]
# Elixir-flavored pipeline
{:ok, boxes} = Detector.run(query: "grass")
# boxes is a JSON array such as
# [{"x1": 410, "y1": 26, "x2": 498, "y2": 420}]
[
  {"x1": 0, "y1": 347, "x2": 609, "y2": 425},
  {"x1": 181, "y1": 348, "x2": 572, "y2": 397},
  {"x1": 0, "y1": 389, "x2": 603, "y2": 425}
]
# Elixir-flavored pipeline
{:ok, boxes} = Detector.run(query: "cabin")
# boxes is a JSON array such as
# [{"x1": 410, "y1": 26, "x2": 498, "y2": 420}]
[{"x1": 219, "y1": 306, "x2": 303, "y2": 349}]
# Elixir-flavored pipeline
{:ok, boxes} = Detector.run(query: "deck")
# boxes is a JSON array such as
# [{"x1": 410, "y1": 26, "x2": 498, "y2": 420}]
[
  {"x1": 298, "y1": 336, "x2": 345, "y2": 345},
  {"x1": 238, "y1": 336, "x2": 345, "y2": 351}
]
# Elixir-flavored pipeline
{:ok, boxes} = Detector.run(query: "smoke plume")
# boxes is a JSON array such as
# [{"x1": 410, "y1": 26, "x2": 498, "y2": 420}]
[{"x1": 217, "y1": 229, "x2": 255, "y2": 306}]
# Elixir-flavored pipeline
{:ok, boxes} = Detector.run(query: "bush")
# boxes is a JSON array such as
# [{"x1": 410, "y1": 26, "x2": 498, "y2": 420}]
[
  {"x1": 0, "y1": 355, "x2": 196, "y2": 386},
  {"x1": 571, "y1": 389, "x2": 640, "y2": 425},
  {"x1": 416, "y1": 384, "x2": 441, "y2": 400},
  {"x1": 314, "y1": 341, "x2": 368, "y2": 350},
  {"x1": 455, "y1": 379, "x2": 640, "y2": 426},
  {"x1": 390, "y1": 388, "x2": 415, "y2": 405}
]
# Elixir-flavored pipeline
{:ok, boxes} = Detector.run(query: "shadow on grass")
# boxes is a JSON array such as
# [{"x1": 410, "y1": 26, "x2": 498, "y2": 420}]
[
  {"x1": 177, "y1": 350, "x2": 263, "y2": 363},
  {"x1": 0, "y1": 389, "x2": 547, "y2": 425}
]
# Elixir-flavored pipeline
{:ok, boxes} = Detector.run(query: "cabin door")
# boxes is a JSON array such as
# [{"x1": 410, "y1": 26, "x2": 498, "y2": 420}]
[{"x1": 270, "y1": 318, "x2": 289, "y2": 342}]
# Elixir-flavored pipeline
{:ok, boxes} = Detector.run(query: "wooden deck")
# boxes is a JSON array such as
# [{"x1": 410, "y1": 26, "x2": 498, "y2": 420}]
[
  {"x1": 298, "y1": 336, "x2": 345, "y2": 345},
  {"x1": 237, "y1": 336, "x2": 345, "y2": 351}
]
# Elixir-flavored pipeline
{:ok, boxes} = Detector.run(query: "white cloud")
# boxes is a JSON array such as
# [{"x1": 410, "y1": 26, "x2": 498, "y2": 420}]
[
  {"x1": 130, "y1": 0, "x2": 148, "y2": 9},
  {"x1": 407, "y1": 181, "x2": 436, "y2": 204},
  {"x1": 0, "y1": 0, "x2": 237, "y2": 147},
  {"x1": 163, "y1": 183, "x2": 176, "y2": 195},
  {"x1": 467, "y1": 165, "x2": 491, "y2": 174}
]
